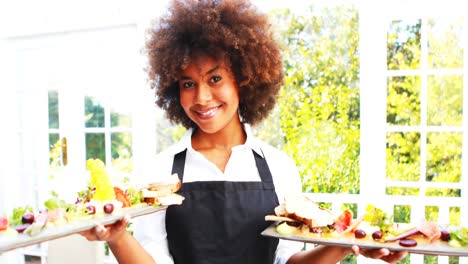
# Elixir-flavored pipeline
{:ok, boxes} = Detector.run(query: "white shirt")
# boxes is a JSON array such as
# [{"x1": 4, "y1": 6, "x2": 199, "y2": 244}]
[{"x1": 133, "y1": 124, "x2": 303, "y2": 264}]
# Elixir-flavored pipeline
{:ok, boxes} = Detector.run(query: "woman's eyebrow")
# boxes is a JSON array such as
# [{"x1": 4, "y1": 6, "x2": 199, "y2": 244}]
[
  {"x1": 180, "y1": 76, "x2": 192, "y2": 80},
  {"x1": 180, "y1": 65, "x2": 220, "y2": 80},
  {"x1": 205, "y1": 65, "x2": 220, "y2": 75}
]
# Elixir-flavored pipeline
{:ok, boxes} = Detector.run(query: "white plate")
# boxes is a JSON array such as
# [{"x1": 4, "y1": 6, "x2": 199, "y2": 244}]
[
  {"x1": 0, "y1": 204, "x2": 167, "y2": 253},
  {"x1": 261, "y1": 223, "x2": 468, "y2": 257}
]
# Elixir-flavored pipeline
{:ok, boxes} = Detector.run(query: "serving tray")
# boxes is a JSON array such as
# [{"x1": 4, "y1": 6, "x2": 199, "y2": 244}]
[
  {"x1": 261, "y1": 222, "x2": 468, "y2": 257},
  {"x1": 0, "y1": 204, "x2": 167, "y2": 253}
]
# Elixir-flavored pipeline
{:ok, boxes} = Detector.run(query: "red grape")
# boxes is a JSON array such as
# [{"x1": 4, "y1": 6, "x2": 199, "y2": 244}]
[
  {"x1": 372, "y1": 230, "x2": 383, "y2": 240},
  {"x1": 354, "y1": 229, "x2": 367, "y2": 239},
  {"x1": 103, "y1": 203, "x2": 114, "y2": 214},
  {"x1": 440, "y1": 230, "x2": 450, "y2": 241},
  {"x1": 21, "y1": 213, "x2": 35, "y2": 224}
]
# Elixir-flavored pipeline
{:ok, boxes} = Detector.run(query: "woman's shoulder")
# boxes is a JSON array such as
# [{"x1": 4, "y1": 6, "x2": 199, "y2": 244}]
[
  {"x1": 255, "y1": 139, "x2": 294, "y2": 163},
  {"x1": 254, "y1": 139, "x2": 302, "y2": 194}
]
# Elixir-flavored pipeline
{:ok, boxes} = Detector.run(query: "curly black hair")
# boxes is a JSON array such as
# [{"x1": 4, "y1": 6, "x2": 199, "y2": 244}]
[{"x1": 145, "y1": 0, "x2": 283, "y2": 129}]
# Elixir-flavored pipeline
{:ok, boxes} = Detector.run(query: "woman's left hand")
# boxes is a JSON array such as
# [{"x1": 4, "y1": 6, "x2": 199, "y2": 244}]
[{"x1": 352, "y1": 245, "x2": 408, "y2": 263}]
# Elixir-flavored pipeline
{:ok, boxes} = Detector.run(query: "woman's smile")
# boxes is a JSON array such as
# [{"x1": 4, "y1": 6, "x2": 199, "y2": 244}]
[{"x1": 192, "y1": 105, "x2": 223, "y2": 120}]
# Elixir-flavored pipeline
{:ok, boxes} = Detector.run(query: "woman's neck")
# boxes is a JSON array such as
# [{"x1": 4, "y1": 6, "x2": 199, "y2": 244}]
[{"x1": 191, "y1": 120, "x2": 246, "y2": 152}]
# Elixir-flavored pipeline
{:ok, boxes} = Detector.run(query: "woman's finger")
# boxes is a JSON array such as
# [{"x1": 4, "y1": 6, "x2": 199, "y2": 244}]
[
  {"x1": 379, "y1": 250, "x2": 408, "y2": 263},
  {"x1": 94, "y1": 224, "x2": 108, "y2": 240},
  {"x1": 355, "y1": 246, "x2": 408, "y2": 264}
]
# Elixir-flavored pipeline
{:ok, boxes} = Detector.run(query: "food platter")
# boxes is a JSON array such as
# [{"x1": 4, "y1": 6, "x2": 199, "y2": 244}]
[
  {"x1": 0, "y1": 204, "x2": 167, "y2": 253},
  {"x1": 262, "y1": 222, "x2": 468, "y2": 257}
]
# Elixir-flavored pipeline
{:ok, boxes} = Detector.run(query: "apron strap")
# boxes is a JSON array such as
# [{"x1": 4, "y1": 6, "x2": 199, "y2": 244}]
[
  {"x1": 171, "y1": 148, "x2": 276, "y2": 189},
  {"x1": 172, "y1": 149, "x2": 187, "y2": 182},
  {"x1": 253, "y1": 149, "x2": 276, "y2": 190}
]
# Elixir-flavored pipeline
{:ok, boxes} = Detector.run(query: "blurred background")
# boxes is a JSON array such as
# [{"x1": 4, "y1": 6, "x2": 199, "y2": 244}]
[{"x1": 0, "y1": 0, "x2": 466, "y2": 263}]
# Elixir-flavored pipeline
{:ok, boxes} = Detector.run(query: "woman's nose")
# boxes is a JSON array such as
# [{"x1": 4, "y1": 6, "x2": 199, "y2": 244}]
[{"x1": 195, "y1": 83, "x2": 212, "y2": 102}]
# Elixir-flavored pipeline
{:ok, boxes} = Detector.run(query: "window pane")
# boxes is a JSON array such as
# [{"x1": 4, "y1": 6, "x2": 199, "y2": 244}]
[
  {"x1": 426, "y1": 132, "x2": 461, "y2": 183},
  {"x1": 387, "y1": 76, "x2": 421, "y2": 125},
  {"x1": 86, "y1": 133, "x2": 105, "y2": 162},
  {"x1": 428, "y1": 17, "x2": 463, "y2": 69},
  {"x1": 386, "y1": 132, "x2": 420, "y2": 181},
  {"x1": 426, "y1": 187, "x2": 460, "y2": 197},
  {"x1": 385, "y1": 187, "x2": 419, "y2": 196},
  {"x1": 49, "y1": 133, "x2": 60, "y2": 166},
  {"x1": 111, "y1": 110, "x2": 132, "y2": 128},
  {"x1": 111, "y1": 132, "x2": 133, "y2": 172},
  {"x1": 450, "y1": 207, "x2": 461, "y2": 226},
  {"x1": 48, "y1": 90, "x2": 59, "y2": 129},
  {"x1": 425, "y1": 206, "x2": 439, "y2": 221},
  {"x1": 85, "y1": 96, "x2": 105, "y2": 128},
  {"x1": 393, "y1": 205, "x2": 411, "y2": 223},
  {"x1": 427, "y1": 75, "x2": 463, "y2": 126},
  {"x1": 387, "y1": 19, "x2": 421, "y2": 70}
]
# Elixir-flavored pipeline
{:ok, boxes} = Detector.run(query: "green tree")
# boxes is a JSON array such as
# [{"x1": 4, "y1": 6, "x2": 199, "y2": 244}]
[{"x1": 268, "y1": 5, "x2": 360, "y2": 194}]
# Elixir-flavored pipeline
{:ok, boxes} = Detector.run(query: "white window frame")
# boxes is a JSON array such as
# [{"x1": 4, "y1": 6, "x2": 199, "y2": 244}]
[{"x1": 359, "y1": 1, "x2": 468, "y2": 263}]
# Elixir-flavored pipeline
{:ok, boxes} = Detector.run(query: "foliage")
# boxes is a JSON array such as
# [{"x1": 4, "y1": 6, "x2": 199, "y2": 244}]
[
  {"x1": 385, "y1": 17, "x2": 463, "y2": 200},
  {"x1": 268, "y1": 5, "x2": 360, "y2": 194},
  {"x1": 155, "y1": 110, "x2": 186, "y2": 152}
]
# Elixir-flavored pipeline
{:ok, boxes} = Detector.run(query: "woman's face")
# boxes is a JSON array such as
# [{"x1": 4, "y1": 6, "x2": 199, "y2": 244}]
[{"x1": 178, "y1": 54, "x2": 241, "y2": 134}]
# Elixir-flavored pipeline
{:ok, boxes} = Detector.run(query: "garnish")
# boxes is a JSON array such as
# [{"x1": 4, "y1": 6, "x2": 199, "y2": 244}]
[
  {"x1": 86, "y1": 159, "x2": 115, "y2": 202},
  {"x1": 449, "y1": 227, "x2": 468, "y2": 248},
  {"x1": 363, "y1": 204, "x2": 394, "y2": 234},
  {"x1": 8, "y1": 206, "x2": 34, "y2": 226}
]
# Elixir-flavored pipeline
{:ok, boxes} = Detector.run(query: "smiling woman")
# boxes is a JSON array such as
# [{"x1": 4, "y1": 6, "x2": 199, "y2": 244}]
[{"x1": 1, "y1": 0, "x2": 467, "y2": 263}]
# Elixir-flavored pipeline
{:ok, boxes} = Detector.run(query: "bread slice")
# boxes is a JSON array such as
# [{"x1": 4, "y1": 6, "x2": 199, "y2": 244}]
[
  {"x1": 147, "y1": 174, "x2": 181, "y2": 193},
  {"x1": 142, "y1": 174, "x2": 182, "y2": 205},
  {"x1": 157, "y1": 193, "x2": 185, "y2": 206},
  {"x1": 283, "y1": 194, "x2": 335, "y2": 228}
]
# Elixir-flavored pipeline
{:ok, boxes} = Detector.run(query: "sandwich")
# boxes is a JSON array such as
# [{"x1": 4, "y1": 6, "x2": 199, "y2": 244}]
[
  {"x1": 141, "y1": 174, "x2": 185, "y2": 206},
  {"x1": 265, "y1": 194, "x2": 352, "y2": 235}
]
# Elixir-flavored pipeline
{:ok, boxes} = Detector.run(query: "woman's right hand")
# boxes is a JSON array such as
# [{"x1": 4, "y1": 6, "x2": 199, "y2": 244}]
[{"x1": 80, "y1": 214, "x2": 130, "y2": 243}]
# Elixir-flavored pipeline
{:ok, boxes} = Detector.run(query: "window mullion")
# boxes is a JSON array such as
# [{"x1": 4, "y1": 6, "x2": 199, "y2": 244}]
[{"x1": 358, "y1": 1, "x2": 388, "y2": 213}]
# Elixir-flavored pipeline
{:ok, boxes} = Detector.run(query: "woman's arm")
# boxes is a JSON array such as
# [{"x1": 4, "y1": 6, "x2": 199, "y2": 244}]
[
  {"x1": 287, "y1": 245, "x2": 407, "y2": 264},
  {"x1": 80, "y1": 215, "x2": 156, "y2": 264},
  {"x1": 286, "y1": 245, "x2": 351, "y2": 264},
  {"x1": 106, "y1": 229, "x2": 156, "y2": 264}
]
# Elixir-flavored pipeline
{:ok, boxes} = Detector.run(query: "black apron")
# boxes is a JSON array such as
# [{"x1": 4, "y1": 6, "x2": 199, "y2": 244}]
[{"x1": 166, "y1": 148, "x2": 279, "y2": 264}]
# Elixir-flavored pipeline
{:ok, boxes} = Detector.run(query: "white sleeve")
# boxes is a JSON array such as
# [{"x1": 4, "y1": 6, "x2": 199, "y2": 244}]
[
  {"x1": 132, "y1": 210, "x2": 174, "y2": 264},
  {"x1": 270, "y1": 149, "x2": 305, "y2": 264}
]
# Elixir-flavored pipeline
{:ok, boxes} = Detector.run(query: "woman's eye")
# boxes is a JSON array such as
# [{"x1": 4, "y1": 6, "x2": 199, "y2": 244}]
[
  {"x1": 211, "y1": 75, "x2": 221, "y2": 83},
  {"x1": 182, "y1": 82, "x2": 194, "y2": 88}
]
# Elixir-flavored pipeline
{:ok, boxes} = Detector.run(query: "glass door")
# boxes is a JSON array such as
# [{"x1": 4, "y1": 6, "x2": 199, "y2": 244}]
[{"x1": 2, "y1": 24, "x2": 154, "y2": 213}]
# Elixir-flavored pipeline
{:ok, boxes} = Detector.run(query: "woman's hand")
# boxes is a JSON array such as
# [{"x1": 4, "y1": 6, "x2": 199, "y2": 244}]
[
  {"x1": 79, "y1": 214, "x2": 130, "y2": 243},
  {"x1": 352, "y1": 245, "x2": 408, "y2": 263}
]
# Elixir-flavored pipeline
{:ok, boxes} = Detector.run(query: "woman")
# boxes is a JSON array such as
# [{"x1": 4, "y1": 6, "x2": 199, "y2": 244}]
[{"x1": 82, "y1": 0, "x2": 407, "y2": 263}]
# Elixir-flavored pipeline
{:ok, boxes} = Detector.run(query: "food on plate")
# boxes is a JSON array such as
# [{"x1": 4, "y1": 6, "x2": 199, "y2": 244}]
[
  {"x1": 0, "y1": 216, "x2": 9, "y2": 231},
  {"x1": 141, "y1": 174, "x2": 185, "y2": 206},
  {"x1": 114, "y1": 187, "x2": 132, "y2": 207},
  {"x1": 103, "y1": 203, "x2": 115, "y2": 214},
  {"x1": 448, "y1": 227, "x2": 468, "y2": 248},
  {"x1": 265, "y1": 194, "x2": 468, "y2": 251},
  {"x1": 86, "y1": 158, "x2": 115, "y2": 202},
  {"x1": 265, "y1": 194, "x2": 352, "y2": 236},
  {"x1": 0, "y1": 159, "x2": 184, "y2": 243},
  {"x1": 24, "y1": 212, "x2": 48, "y2": 237},
  {"x1": 21, "y1": 213, "x2": 35, "y2": 225}
]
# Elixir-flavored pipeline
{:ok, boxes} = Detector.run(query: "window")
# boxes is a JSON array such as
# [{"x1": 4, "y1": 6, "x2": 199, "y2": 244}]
[{"x1": 360, "y1": 1, "x2": 467, "y2": 263}]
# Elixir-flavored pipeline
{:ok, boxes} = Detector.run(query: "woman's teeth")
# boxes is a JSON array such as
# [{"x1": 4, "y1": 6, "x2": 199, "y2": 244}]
[{"x1": 196, "y1": 106, "x2": 219, "y2": 118}]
